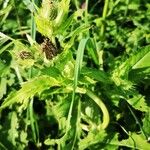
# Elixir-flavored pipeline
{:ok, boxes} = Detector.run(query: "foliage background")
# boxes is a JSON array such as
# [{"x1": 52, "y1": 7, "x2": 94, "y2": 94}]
[{"x1": 0, "y1": 0, "x2": 150, "y2": 149}]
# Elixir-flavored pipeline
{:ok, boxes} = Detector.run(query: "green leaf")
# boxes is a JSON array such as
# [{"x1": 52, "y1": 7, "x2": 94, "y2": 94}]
[
  {"x1": 120, "y1": 133, "x2": 150, "y2": 149},
  {"x1": 0, "y1": 51, "x2": 12, "y2": 76},
  {"x1": 0, "y1": 4, "x2": 12, "y2": 24},
  {"x1": 0, "y1": 60, "x2": 8, "y2": 76},
  {"x1": 103, "y1": 132, "x2": 150, "y2": 150},
  {"x1": 35, "y1": 15, "x2": 53, "y2": 38},
  {"x1": 116, "y1": 45, "x2": 150, "y2": 77},
  {"x1": 8, "y1": 112, "x2": 19, "y2": 146},
  {"x1": 0, "y1": 40, "x2": 13, "y2": 55},
  {"x1": 129, "y1": 67, "x2": 150, "y2": 82},
  {"x1": 0, "y1": 4, "x2": 12, "y2": 16},
  {"x1": 56, "y1": 9, "x2": 83, "y2": 35},
  {"x1": 20, "y1": 131, "x2": 28, "y2": 146},
  {"x1": 132, "y1": 50, "x2": 150, "y2": 69},
  {"x1": 127, "y1": 95, "x2": 148, "y2": 112},
  {"x1": 53, "y1": 98, "x2": 71, "y2": 120},
  {"x1": 65, "y1": 38, "x2": 89, "y2": 149},
  {"x1": 64, "y1": 25, "x2": 90, "y2": 49},
  {"x1": 81, "y1": 67, "x2": 112, "y2": 84},
  {"x1": 143, "y1": 109, "x2": 150, "y2": 137},
  {"x1": 79, "y1": 130, "x2": 107, "y2": 150},
  {"x1": 86, "y1": 38, "x2": 99, "y2": 65},
  {"x1": 41, "y1": 67, "x2": 61, "y2": 78},
  {"x1": 0, "y1": 75, "x2": 60, "y2": 110},
  {"x1": 54, "y1": 50, "x2": 73, "y2": 72},
  {"x1": 23, "y1": 0, "x2": 35, "y2": 12},
  {"x1": 54, "y1": 0, "x2": 70, "y2": 27},
  {"x1": 56, "y1": 11, "x2": 74, "y2": 35}
]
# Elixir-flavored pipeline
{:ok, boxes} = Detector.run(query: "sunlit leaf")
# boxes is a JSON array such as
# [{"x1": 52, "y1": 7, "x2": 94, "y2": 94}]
[
  {"x1": 127, "y1": 95, "x2": 148, "y2": 112},
  {"x1": 117, "y1": 45, "x2": 150, "y2": 77},
  {"x1": 143, "y1": 109, "x2": 150, "y2": 138},
  {"x1": 120, "y1": 133, "x2": 150, "y2": 149},
  {"x1": 79, "y1": 130, "x2": 107, "y2": 150},
  {"x1": 0, "y1": 75, "x2": 60, "y2": 110}
]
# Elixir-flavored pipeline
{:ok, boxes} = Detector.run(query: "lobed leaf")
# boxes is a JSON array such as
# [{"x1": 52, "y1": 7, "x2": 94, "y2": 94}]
[
  {"x1": 0, "y1": 75, "x2": 60, "y2": 111},
  {"x1": 117, "y1": 45, "x2": 150, "y2": 78},
  {"x1": 127, "y1": 95, "x2": 148, "y2": 112}
]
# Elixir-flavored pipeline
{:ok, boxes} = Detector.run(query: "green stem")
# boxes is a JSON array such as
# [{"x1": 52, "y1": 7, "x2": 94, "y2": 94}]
[
  {"x1": 124, "y1": 0, "x2": 129, "y2": 16},
  {"x1": 31, "y1": 14, "x2": 36, "y2": 40},
  {"x1": 0, "y1": 142, "x2": 7, "y2": 150},
  {"x1": 85, "y1": 0, "x2": 89, "y2": 25},
  {"x1": 100, "y1": 0, "x2": 109, "y2": 39},
  {"x1": 86, "y1": 89, "x2": 109, "y2": 129},
  {"x1": 31, "y1": 0, "x2": 36, "y2": 40},
  {"x1": 29, "y1": 98, "x2": 37, "y2": 142},
  {"x1": 29, "y1": 1, "x2": 39, "y2": 144}
]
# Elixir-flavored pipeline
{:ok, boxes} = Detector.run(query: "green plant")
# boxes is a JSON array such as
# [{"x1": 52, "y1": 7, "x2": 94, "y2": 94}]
[{"x1": 0, "y1": 0, "x2": 150, "y2": 149}]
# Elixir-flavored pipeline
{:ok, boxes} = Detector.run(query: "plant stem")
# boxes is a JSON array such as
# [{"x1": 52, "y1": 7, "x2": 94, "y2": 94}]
[
  {"x1": 29, "y1": 0, "x2": 39, "y2": 145},
  {"x1": 100, "y1": 0, "x2": 109, "y2": 39},
  {"x1": 31, "y1": 0, "x2": 36, "y2": 40},
  {"x1": 124, "y1": 0, "x2": 129, "y2": 16},
  {"x1": 85, "y1": 0, "x2": 89, "y2": 25},
  {"x1": 31, "y1": 14, "x2": 36, "y2": 40},
  {"x1": 86, "y1": 89, "x2": 109, "y2": 129},
  {"x1": 0, "y1": 142, "x2": 7, "y2": 150}
]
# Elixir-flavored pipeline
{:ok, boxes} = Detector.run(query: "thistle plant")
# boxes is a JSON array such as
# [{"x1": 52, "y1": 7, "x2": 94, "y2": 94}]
[{"x1": 0, "y1": 0, "x2": 150, "y2": 149}]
